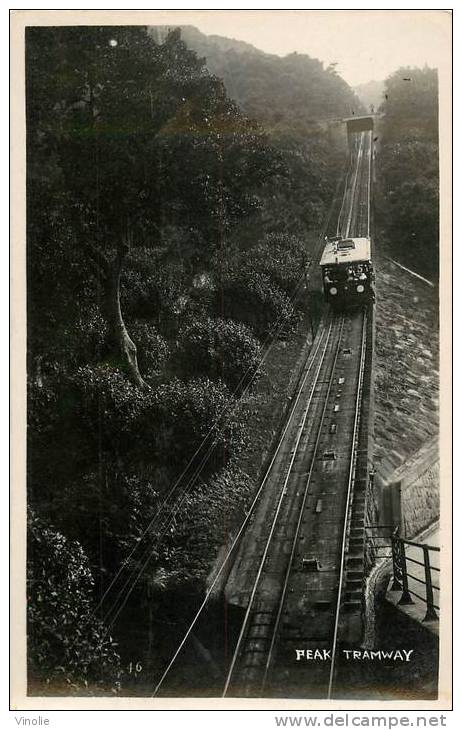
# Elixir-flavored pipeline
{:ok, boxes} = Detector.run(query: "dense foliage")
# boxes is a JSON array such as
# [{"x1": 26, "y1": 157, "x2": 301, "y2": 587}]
[
  {"x1": 217, "y1": 270, "x2": 299, "y2": 339},
  {"x1": 150, "y1": 26, "x2": 361, "y2": 124},
  {"x1": 26, "y1": 24, "x2": 352, "y2": 690},
  {"x1": 27, "y1": 509, "x2": 121, "y2": 688},
  {"x1": 150, "y1": 25, "x2": 362, "y2": 235},
  {"x1": 176, "y1": 317, "x2": 262, "y2": 392},
  {"x1": 377, "y1": 67, "x2": 439, "y2": 278},
  {"x1": 152, "y1": 462, "x2": 254, "y2": 587}
]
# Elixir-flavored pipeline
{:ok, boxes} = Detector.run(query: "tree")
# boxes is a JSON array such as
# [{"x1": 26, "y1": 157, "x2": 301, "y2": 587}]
[
  {"x1": 27, "y1": 508, "x2": 121, "y2": 688},
  {"x1": 26, "y1": 26, "x2": 278, "y2": 384},
  {"x1": 215, "y1": 270, "x2": 299, "y2": 339},
  {"x1": 176, "y1": 316, "x2": 262, "y2": 392},
  {"x1": 378, "y1": 67, "x2": 439, "y2": 277},
  {"x1": 379, "y1": 66, "x2": 438, "y2": 144}
]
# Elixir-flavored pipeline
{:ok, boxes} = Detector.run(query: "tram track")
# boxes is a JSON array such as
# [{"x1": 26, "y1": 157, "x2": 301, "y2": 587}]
[
  {"x1": 152, "y1": 125, "x2": 375, "y2": 700},
  {"x1": 347, "y1": 131, "x2": 372, "y2": 239},
  {"x1": 223, "y1": 314, "x2": 345, "y2": 696},
  {"x1": 223, "y1": 310, "x2": 369, "y2": 698},
  {"x1": 222, "y1": 129, "x2": 373, "y2": 699}
]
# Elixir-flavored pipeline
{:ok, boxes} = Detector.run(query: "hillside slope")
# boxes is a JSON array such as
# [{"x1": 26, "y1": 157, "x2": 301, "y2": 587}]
[
  {"x1": 149, "y1": 25, "x2": 363, "y2": 126},
  {"x1": 149, "y1": 25, "x2": 362, "y2": 237},
  {"x1": 376, "y1": 67, "x2": 438, "y2": 279},
  {"x1": 354, "y1": 79, "x2": 385, "y2": 110}
]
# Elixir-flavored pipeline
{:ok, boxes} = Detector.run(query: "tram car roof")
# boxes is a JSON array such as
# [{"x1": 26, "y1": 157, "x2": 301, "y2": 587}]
[{"x1": 320, "y1": 237, "x2": 371, "y2": 267}]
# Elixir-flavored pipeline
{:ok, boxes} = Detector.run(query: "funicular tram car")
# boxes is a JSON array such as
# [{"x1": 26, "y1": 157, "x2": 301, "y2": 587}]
[{"x1": 320, "y1": 236, "x2": 374, "y2": 308}]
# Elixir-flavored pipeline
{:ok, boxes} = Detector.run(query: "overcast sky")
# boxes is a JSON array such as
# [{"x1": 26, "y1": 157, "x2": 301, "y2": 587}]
[{"x1": 147, "y1": 10, "x2": 450, "y2": 86}]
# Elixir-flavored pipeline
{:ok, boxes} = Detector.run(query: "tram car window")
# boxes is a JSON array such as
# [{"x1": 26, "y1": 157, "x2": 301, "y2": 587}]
[{"x1": 320, "y1": 237, "x2": 374, "y2": 307}]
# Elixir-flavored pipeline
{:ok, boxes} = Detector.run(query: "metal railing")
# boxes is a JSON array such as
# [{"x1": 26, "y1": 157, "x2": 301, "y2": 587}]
[
  {"x1": 365, "y1": 526, "x2": 440, "y2": 624},
  {"x1": 389, "y1": 533, "x2": 440, "y2": 622},
  {"x1": 364, "y1": 523, "x2": 395, "y2": 564}
]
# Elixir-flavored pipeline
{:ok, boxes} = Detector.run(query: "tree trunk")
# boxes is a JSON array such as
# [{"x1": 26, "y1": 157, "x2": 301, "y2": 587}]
[
  {"x1": 84, "y1": 239, "x2": 148, "y2": 389},
  {"x1": 103, "y1": 248, "x2": 147, "y2": 389}
]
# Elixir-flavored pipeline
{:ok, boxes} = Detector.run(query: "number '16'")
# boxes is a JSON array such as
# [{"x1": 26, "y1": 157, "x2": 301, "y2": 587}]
[{"x1": 128, "y1": 661, "x2": 142, "y2": 674}]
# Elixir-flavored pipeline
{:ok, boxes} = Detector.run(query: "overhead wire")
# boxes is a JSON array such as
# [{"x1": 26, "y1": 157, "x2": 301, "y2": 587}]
[
  {"x1": 98, "y1": 197, "x2": 345, "y2": 634},
  {"x1": 148, "y1": 150, "x2": 354, "y2": 695},
  {"x1": 94, "y1": 180, "x2": 353, "y2": 629},
  {"x1": 99, "y1": 143, "x2": 353, "y2": 638},
  {"x1": 98, "y1": 270, "x2": 310, "y2": 633}
]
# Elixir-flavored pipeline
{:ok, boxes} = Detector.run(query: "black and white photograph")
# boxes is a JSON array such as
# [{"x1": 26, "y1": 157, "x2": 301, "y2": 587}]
[{"x1": 11, "y1": 8, "x2": 452, "y2": 709}]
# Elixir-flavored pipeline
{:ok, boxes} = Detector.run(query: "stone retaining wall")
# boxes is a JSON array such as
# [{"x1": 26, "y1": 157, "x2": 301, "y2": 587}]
[{"x1": 380, "y1": 435, "x2": 439, "y2": 538}]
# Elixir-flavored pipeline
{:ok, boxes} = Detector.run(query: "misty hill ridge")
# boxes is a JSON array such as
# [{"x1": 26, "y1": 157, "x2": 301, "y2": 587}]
[
  {"x1": 149, "y1": 24, "x2": 363, "y2": 125},
  {"x1": 149, "y1": 24, "x2": 264, "y2": 57},
  {"x1": 354, "y1": 79, "x2": 385, "y2": 110}
]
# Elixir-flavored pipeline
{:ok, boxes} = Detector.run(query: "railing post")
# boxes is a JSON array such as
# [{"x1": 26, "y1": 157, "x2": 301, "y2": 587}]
[
  {"x1": 397, "y1": 540, "x2": 414, "y2": 606},
  {"x1": 390, "y1": 532, "x2": 402, "y2": 591},
  {"x1": 423, "y1": 546, "x2": 438, "y2": 622}
]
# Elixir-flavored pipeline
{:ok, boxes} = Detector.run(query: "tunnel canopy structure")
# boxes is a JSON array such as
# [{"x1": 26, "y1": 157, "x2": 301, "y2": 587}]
[{"x1": 345, "y1": 115, "x2": 375, "y2": 133}]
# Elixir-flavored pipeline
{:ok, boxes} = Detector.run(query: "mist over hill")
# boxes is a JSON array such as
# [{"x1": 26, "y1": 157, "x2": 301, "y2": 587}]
[
  {"x1": 149, "y1": 25, "x2": 363, "y2": 126},
  {"x1": 377, "y1": 67, "x2": 438, "y2": 278},
  {"x1": 148, "y1": 25, "x2": 364, "y2": 239},
  {"x1": 354, "y1": 79, "x2": 385, "y2": 111},
  {"x1": 150, "y1": 24, "x2": 263, "y2": 58}
]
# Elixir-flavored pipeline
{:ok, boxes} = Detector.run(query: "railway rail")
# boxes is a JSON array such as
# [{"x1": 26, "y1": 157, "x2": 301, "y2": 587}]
[
  {"x1": 223, "y1": 310, "x2": 369, "y2": 698},
  {"x1": 337, "y1": 131, "x2": 372, "y2": 240},
  {"x1": 152, "y1": 126, "x2": 375, "y2": 700},
  {"x1": 222, "y1": 128, "x2": 374, "y2": 699}
]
